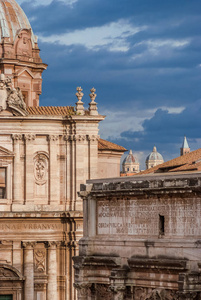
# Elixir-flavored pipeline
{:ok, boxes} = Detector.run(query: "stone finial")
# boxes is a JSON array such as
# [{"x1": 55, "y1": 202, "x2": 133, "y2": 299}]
[
  {"x1": 75, "y1": 86, "x2": 84, "y2": 115},
  {"x1": 89, "y1": 87, "x2": 98, "y2": 116}
]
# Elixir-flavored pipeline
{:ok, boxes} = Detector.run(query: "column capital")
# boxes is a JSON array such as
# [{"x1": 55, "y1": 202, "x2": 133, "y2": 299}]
[
  {"x1": 87, "y1": 134, "x2": 99, "y2": 142},
  {"x1": 47, "y1": 135, "x2": 59, "y2": 142},
  {"x1": 46, "y1": 241, "x2": 60, "y2": 249},
  {"x1": 24, "y1": 134, "x2": 36, "y2": 142},
  {"x1": 12, "y1": 134, "x2": 22, "y2": 140},
  {"x1": 22, "y1": 241, "x2": 36, "y2": 249}
]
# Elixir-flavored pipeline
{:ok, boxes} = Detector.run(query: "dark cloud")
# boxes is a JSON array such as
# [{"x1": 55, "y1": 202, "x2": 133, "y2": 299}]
[{"x1": 19, "y1": 0, "x2": 201, "y2": 160}]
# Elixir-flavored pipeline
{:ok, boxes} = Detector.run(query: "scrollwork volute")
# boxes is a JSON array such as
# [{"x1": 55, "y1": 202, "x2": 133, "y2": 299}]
[{"x1": 34, "y1": 153, "x2": 48, "y2": 185}]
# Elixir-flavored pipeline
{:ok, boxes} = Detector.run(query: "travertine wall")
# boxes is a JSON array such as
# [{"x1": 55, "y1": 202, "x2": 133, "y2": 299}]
[
  {"x1": 75, "y1": 173, "x2": 201, "y2": 300},
  {"x1": 0, "y1": 113, "x2": 103, "y2": 300},
  {"x1": 98, "y1": 151, "x2": 122, "y2": 178}
]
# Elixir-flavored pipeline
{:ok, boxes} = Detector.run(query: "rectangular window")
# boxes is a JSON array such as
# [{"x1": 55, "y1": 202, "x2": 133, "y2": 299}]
[
  {"x1": 159, "y1": 215, "x2": 165, "y2": 236},
  {"x1": 0, "y1": 296, "x2": 13, "y2": 300},
  {"x1": 0, "y1": 168, "x2": 6, "y2": 199}
]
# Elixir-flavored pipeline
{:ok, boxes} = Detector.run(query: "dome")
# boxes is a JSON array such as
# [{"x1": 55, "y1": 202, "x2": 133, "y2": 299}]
[
  {"x1": 146, "y1": 146, "x2": 163, "y2": 162},
  {"x1": 0, "y1": 0, "x2": 37, "y2": 45},
  {"x1": 123, "y1": 149, "x2": 136, "y2": 164}
]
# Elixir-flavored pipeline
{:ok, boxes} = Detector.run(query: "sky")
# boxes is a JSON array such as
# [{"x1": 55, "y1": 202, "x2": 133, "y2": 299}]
[{"x1": 19, "y1": 0, "x2": 201, "y2": 169}]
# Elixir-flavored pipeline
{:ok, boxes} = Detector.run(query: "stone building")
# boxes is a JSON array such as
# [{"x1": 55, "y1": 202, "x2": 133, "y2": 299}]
[
  {"x1": 122, "y1": 150, "x2": 140, "y2": 174},
  {"x1": 0, "y1": 1, "x2": 126, "y2": 299},
  {"x1": 75, "y1": 150, "x2": 201, "y2": 299},
  {"x1": 146, "y1": 146, "x2": 164, "y2": 169}
]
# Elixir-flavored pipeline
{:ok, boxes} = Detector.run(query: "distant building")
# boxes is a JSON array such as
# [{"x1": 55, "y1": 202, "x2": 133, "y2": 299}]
[
  {"x1": 122, "y1": 150, "x2": 140, "y2": 174},
  {"x1": 180, "y1": 136, "x2": 190, "y2": 156},
  {"x1": 146, "y1": 146, "x2": 164, "y2": 169}
]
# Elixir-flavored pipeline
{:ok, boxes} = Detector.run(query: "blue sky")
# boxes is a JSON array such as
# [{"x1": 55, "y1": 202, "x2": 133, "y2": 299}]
[{"x1": 19, "y1": 0, "x2": 201, "y2": 168}]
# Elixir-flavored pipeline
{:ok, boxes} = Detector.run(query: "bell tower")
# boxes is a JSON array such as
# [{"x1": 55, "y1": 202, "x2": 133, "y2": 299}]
[{"x1": 0, "y1": 0, "x2": 47, "y2": 106}]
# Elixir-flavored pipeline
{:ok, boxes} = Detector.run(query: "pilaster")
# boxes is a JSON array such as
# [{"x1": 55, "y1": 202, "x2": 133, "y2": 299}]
[
  {"x1": 22, "y1": 241, "x2": 36, "y2": 300},
  {"x1": 47, "y1": 135, "x2": 60, "y2": 205},
  {"x1": 46, "y1": 241, "x2": 59, "y2": 299},
  {"x1": 87, "y1": 135, "x2": 99, "y2": 180},
  {"x1": 12, "y1": 134, "x2": 23, "y2": 203},
  {"x1": 24, "y1": 134, "x2": 35, "y2": 203}
]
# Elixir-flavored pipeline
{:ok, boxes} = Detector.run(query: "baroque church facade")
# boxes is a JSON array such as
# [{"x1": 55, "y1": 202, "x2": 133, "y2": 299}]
[{"x1": 0, "y1": 1, "x2": 125, "y2": 299}]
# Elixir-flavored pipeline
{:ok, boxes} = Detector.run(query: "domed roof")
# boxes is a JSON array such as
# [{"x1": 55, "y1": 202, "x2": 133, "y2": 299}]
[
  {"x1": 0, "y1": 0, "x2": 37, "y2": 44},
  {"x1": 123, "y1": 149, "x2": 136, "y2": 164},
  {"x1": 146, "y1": 146, "x2": 164, "y2": 162}
]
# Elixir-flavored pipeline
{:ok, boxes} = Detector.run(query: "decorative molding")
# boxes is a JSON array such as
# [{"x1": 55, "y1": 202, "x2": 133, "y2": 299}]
[
  {"x1": 22, "y1": 241, "x2": 36, "y2": 249},
  {"x1": 47, "y1": 135, "x2": 59, "y2": 142},
  {"x1": 46, "y1": 241, "x2": 60, "y2": 249},
  {"x1": 87, "y1": 134, "x2": 99, "y2": 142},
  {"x1": 12, "y1": 134, "x2": 22, "y2": 140},
  {"x1": 24, "y1": 134, "x2": 36, "y2": 141}
]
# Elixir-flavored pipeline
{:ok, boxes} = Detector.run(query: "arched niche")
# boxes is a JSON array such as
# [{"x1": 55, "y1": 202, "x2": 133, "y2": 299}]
[{"x1": 0, "y1": 264, "x2": 24, "y2": 300}]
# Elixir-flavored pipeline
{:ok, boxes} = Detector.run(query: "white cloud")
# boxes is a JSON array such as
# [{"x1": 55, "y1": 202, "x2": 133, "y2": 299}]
[
  {"x1": 39, "y1": 20, "x2": 146, "y2": 52},
  {"x1": 18, "y1": 0, "x2": 77, "y2": 6},
  {"x1": 132, "y1": 38, "x2": 189, "y2": 59}
]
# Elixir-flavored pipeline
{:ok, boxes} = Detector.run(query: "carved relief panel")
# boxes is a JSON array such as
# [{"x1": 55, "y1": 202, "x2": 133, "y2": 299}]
[
  {"x1": 33, "y1": 152, "x2": 49, "y2": 201},
  {"x1": 34, "y1": 243, "x2": 46, "y2": 273}
]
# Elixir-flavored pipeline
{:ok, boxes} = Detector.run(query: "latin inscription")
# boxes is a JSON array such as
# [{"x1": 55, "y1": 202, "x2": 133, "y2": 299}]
[
  {"x1": 0, "y1": 223, "x2": 62, "y2": 231},
  {"x1": 97, "y1": 199, "x2": 201, "y2": 236}
]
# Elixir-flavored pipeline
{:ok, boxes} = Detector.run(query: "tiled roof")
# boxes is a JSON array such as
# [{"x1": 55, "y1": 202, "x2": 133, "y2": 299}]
[
  {"x1": 98, "y1": 138, "x2": 126, "y2": 152},
  {"x1": 139, "y1": 148, "x2": 201, "y2": 175},
  {"x1": 27, "y1": 106, "x2": 75, "y2": 116}
]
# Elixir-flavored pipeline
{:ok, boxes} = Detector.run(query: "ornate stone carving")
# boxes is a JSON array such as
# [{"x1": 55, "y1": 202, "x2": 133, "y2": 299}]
[
  {"x1": 47, "y1": 135, "x2": 59, "y2": 141},
  {"x1": 89, "y1": 87, "x2": 97, "y2": 103},
  {"x1": 87, "y1": 134, "x2": 99, "y2": 142},
  {"x1": 74, "y1": 283, "x2": 92, "y2": 298},
  {"x1": 75, "y1": 86, "x2": 84, "y2": 115},
  {"x1": 89, "y1": 87, "x2": 98, "y2": 116},
  {"x1": 24, "y1": 134, "x2": 36, "y2": 141},
  {"x1": 46, "y1": 241, "x2": 60, "y2": 248},
  {"x1": 7, "y1": 86, "x2": 26, "y2": 111},
  {"x1": 34, "y1": 283, "x2": 46, "y2": 290},
  {"x1": 34, "y1": 249, "x2": 46, "y2": 273},
  {"x1": 133, "y1": 287, "x2": 195, "y2": 300},
  {"x1": 22, "y1": 241, "x2": 36, "y2": 249},
  {"x1": 95, "y1": 284, "x2": 114, "y2": 300},
  {"x1": 12, "y1": 134, "x2": 23, "y2": 140},
  {"x1": 34, "y1": 153, "x2": 48, "y2": 185},
  {"x1": 0, "y1": 267, "x2": 18, "y2": 278}
]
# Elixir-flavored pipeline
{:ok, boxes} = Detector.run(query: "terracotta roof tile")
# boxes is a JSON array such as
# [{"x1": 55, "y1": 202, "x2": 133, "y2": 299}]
[
  {"x1": 27, "y1": 106, "x2": 75, "y2": 116},
  {"x1": 138, "y1": 148, "x2": 201, "y2": 175},
  {"x1": 98, "y1": 138, "x2": 126, "y2": 152}
]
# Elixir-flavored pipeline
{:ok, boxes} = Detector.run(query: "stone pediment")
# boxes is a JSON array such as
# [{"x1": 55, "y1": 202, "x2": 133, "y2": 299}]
[
  {"x1": 16, "y1": 67, "x2": 35, "y2": 79},
  {"x1": 0, "y1": 146, "x2": 14, "y2": 157},
  {"x1": 0, "y1": 264, "x2": 24, "y2": 281}
]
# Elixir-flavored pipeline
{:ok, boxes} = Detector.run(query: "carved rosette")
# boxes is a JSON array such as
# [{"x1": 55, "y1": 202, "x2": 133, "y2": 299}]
[
  {"x1": 34, "y1": 153, "x2": 48, "y2": 185},
  {"x1": 34, "y1": 249, "x2": 46, "y2": 273}
]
